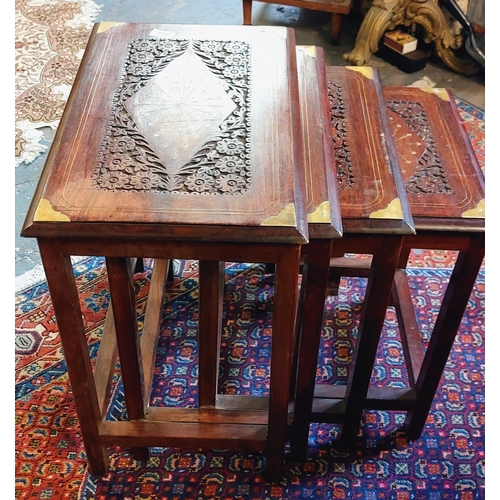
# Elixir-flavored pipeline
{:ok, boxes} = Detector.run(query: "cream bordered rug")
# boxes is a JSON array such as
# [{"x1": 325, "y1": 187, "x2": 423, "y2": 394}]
[{"x1": 15, "y1": 0, "x2": 101, "y2": 166}]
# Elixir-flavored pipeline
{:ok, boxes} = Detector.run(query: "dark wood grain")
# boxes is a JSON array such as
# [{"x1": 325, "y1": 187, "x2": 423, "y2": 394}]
[
  {"x1": 37, "y1": 239, "x2": 109, "y2": 475},
  {"x1": 296, "y1": 46, "x2": 342, "y2": 240},
  {"x1": 198, "y1": 260, "x2": 224, "y2": 408}
]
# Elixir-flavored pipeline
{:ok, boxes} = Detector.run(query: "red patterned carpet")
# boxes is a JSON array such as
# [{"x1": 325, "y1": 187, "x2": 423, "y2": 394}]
[{"x1": 15, "y1": 99, "x2": 485, "y2": 499}]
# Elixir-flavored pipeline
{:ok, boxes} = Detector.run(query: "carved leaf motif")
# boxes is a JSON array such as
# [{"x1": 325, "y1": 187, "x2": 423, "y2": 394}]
[
  {"x1": 92, "y1": 38, "x2": 252, "y2": 195},
  {"x1": 386, "y1": 99, "x2": 452, "y2": 195},
  {"x1": 327, "y1": 81, "x2": 356, "y2": 189}
]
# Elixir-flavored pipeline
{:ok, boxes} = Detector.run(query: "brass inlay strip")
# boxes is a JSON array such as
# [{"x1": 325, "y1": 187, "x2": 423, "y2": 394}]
[
  {"x1": 346, "y1": 66, "x2": 374, "y2": 79},
  {"x1": 34, "y1": 198, "x2": 71, "y2": 222},
  {"x1": 307, "y1": 201, "x2": 331, "y2": 224},
  {"x1": 369, "y1": 198, "x2": 404, "y2": 219},
  {"x1": 97, "y1": 22, "x2": 125, "y2": 33},
  {"x1": 462, "y1": 199, "x2": 485, "y2": 218},
  {"x1": 261, "y1": 203, "x2": 297, "y2": 227}
]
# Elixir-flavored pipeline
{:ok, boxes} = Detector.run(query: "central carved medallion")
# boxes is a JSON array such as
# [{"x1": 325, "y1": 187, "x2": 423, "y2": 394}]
[{"x1": 93, "y1": 38, "x2": 252, "y2": 194}]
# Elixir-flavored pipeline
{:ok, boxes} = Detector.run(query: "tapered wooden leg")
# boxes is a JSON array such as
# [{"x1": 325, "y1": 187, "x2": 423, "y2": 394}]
[
  {"x1": 331, "y1": 13, "x2": 342, "y2": 44},
  {"x1": 38, "y1": 239, "x2": 109, "y2": 475},
  {"x1": 290, "y1": 240, "x2": 333, "y2": 461},
  {"x1": 106, "y1": 257, "x2": 149, "y2": 461},
  {"x1": 338, "y1": 236, "x2": 403, "y2": 449},
  {"x1": 265, "y1": 245, "x2": 302, "y2": 482},
  {"x1": 404, "y1": 233, "x2": 485, "y2": 440},
  {"x1": 243, "y1": 0, "x2": 252, "y2": 24},
  {"x1": 198, "y1": 260, "x2": 224, "y2": 408}
]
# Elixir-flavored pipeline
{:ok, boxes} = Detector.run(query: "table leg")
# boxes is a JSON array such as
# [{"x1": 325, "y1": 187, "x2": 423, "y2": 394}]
[
  {"x1": 290, "y1": 239, "x2": 333, "y2": 461},
  {"x1": 331, "y1": 13, "x2": 342, "y2": 44},
  {"x1": 106, "y1": 257, "x2": 149, "y2": 461},
  {"x1": 243, "y1": 0, "x2": 252, "y2": 24},
  {"x1": 38, "y1": 239, "x2": 109, "y2": 475},
  {"x1": 198, "y1": 260, "x2": 224, "y2": 408},
  {"x1": 265, "y1": 246, "x2": 302, "y2": 482},
  {"x1": 404, "y1": 233, "x2": 485, "y2": 440},
  {"x1": 338, "y1": 235, "x2": 403, "y2": 450}
]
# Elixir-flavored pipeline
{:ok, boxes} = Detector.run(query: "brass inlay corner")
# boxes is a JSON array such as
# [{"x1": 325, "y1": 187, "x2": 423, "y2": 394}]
[
  {"x1": 427, "y1": 87, "x2": 450, "y2": 101},
  {"x1": 34, "y1": 198, "x2": 71, "y2": 222},
  {"x1": 462, "y1": 199, "x2": 485, "y2": 218},
  {"x1": 261, "y1": 203, "x2": 297, "y2": 227},
  {"x1": 307, "y1": 201, "x2": 331, "y2": 224},
  {"x1": 97, "y1": 22, "x2": 125, "y2": 33},
  {"x1": 298, "y1": 45, "x2": 317, "y2": 57},
  {"x1": 346, "y1": 66, "x2": 374, "y2": 79},
  {"x1": 369, "y1": 198, "x2": 404, "y2": 219}
]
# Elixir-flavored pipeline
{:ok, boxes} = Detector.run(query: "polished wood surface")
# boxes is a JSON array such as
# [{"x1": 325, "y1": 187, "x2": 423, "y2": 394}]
[
  {"x1": 383, "y1": 86, "x2": 484, "y2": 230},
  {"x1": 296, "y1": 45, "x2": 342, "y2": 240},
  {"x1": 324, "y1": 66, "x2": 414, "y2": 234},
  {"x1": 22, "y1": 22, "x2": 308, "y2": 244}
]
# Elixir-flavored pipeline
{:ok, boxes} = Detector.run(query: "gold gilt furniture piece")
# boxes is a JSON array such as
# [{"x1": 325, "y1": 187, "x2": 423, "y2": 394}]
[
  {"x1": 343, "y1": 0, "x2": 482, "y2": 75},
  {"x1": 289, "y1": 65, "x2": 415, "y2": 460},
  {"x1": 21, "y1": 22, "x2": 310, "y2": 482},
  {"x1": 242, "y1": 0, "x2": 354, "y2": 43},
  {"x1": 293, "y1": 84, "x2": 484, "y2": 456}
]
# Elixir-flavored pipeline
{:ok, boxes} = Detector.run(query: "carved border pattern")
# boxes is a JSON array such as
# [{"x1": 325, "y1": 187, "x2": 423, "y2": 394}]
[
  {"x1": 92, "y1": 38, "x2": 252, "y2": 195},
  {"x1": 387, "y1": 99, "x2": 452, "y2": 195},
  {"x1": 326, "y1": 81, "x2": 355, "y2": 190}
]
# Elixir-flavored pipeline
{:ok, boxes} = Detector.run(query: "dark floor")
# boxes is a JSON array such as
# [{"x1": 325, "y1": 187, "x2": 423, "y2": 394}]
[{"x1": 15, "y1": 0, "x2": 486, "y2": 286}]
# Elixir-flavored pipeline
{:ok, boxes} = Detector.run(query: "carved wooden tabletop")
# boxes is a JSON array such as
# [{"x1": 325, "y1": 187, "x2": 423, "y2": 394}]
[
  {"x1": 22, "y1": 23, "x2": 308, "y2": 244},
  {"x1": 383, "y1": 86, "x2": 484, "y2": 232},
  {"x1": 324, "y1": 65, "x2": 414, "y2": 234}
]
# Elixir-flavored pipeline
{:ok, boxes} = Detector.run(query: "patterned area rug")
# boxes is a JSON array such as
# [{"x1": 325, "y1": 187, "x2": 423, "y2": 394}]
[
  {"x1": 15, "y1": 102, "x2": 485, "y2": 498},
  {"x1": 15, "y1": 0, "x2": 101, "y2": 166},
  {"x1": 14, "y1": 259, "x2": 485, "y2": 499}
]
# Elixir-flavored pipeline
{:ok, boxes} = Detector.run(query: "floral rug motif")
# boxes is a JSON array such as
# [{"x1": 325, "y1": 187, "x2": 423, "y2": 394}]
[
  {"x1": 15, "y1": 258, "x2": 485, "y2": 499},
  {"x1": 15, "y1": 0, "x2": 101, "y2": 165}
]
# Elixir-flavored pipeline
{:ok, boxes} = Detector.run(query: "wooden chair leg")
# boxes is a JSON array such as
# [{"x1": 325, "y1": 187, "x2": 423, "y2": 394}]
[
  {"x1": 243, "y1": 0, "x2": 252, "y2": 24},
  {"x1": 404, "y1": 233, "x2": 485, "y2": 440},
  {"x1": 38, "y1": 239, "x2": 109, "y2": 475},
  {"x1": 106, "y1": 256, "x2": 149, "y2": 461},
  {"x1": 290, "y1": 239, "x2": 333, "y2": 461},
  {"x1": 198, "y1": 260, "x2": 224, "y2": 408},
  {"x1": 338, "y1": 235, "x2": 403, "y2": 450}
]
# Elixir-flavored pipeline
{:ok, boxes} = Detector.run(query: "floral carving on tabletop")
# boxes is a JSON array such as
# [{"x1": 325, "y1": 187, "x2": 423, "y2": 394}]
[{"x1": 93, "y1": 37, "x2": 252, "y2": 195}]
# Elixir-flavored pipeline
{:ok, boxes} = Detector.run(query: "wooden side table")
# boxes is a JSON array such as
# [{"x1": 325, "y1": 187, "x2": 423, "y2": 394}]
[
  {"x1": 316, "y1": 86, "x2": 484, "y2": 444},
  {"x1": 383, "y1": 86, "x2": 484, "y2": 440},
  {"x1": 242, "y1": 0, "x2": 354, "y2": 43},
  {"x1": 21, "y1": 22, "x2": 309, "y2": 482},
  {"x1": 289, "y1": 65, "x2": 415, "y2": 460}
]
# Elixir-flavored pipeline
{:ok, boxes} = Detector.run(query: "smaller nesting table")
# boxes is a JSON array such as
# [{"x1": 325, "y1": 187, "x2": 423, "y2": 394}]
[
  {"x1": 317, "y1": 86, "x2": 484, "y2": 444},
  {"x1": 290, "y1": 65, "x2": 415, "y2": 460},
  {"x1": 21, "y1": 22, "x2": 309, "y2": 482}
]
